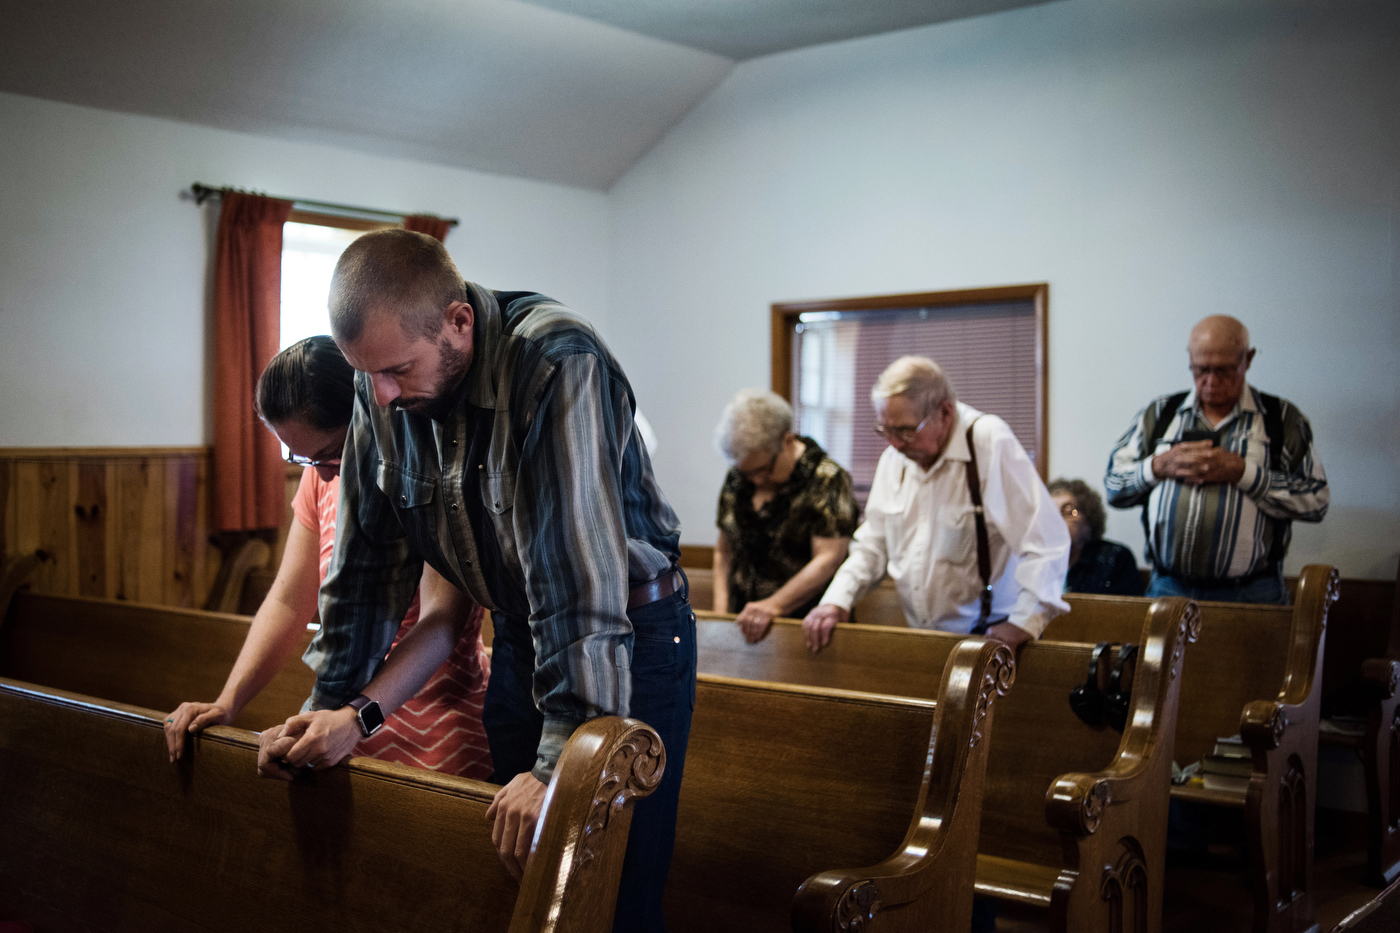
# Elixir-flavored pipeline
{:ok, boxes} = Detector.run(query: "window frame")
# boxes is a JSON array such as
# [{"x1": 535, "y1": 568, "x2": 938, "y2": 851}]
[{"x1": 770, "y1": 283, "x2": 1050, "y2": 479}]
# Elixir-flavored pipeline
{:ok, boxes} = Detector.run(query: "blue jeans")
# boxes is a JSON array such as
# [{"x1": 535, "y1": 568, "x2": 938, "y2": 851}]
[
  {"x1": 484, "y1": 585, "x2": 697, "y2": 933},
  {"x1": 1146, "y1": 567, "x2": 1288, "y2": 605}
]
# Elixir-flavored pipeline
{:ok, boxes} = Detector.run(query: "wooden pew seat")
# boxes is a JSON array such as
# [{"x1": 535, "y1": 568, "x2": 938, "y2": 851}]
[
  {"x1": 0, "y1": 677, "x2": 661, "y2": 933},
  {"x1": 695, "y1": 598, "x2": 1200, "y2": 933}
]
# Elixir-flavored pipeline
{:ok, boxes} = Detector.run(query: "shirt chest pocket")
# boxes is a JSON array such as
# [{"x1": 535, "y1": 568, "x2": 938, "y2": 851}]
[
  {"x1": 481, "y1": 470, "x2": 515, "y2": 516},
  {"x1": 376, "y1": 463, "x2": 439, "y2": 538},
  {"x1": 933, "y1": 505, "x2": 976, "y2": 565}
]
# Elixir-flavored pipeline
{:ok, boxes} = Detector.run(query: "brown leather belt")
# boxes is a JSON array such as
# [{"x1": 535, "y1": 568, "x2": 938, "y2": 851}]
[{"x1": 627, "y1": 569, "x2": 684, "y2": 611}]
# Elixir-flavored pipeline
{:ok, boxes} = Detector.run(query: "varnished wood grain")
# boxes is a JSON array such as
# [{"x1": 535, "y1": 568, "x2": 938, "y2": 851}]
[
  {"x1": 0, "y1": 677, "x2": 656, "y2": 933},
  {"x1": 695, "y1": 600, "x2": 1199, "y2": 933},
  {"x1": 1, "y1": 591, "x2": 315, "y2": 730},
  {"x1": 1044, "y1": 565, "x2": 1338, "y2": 933},
  {"x1": 2, "y1": 590, "x2": 1002, "y2": 933},
  {"x1": 0, "y1": 448, "x2": 216, "y2": 608}
]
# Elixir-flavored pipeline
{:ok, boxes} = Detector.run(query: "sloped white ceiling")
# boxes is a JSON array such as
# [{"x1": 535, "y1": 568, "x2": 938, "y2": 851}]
[
  {"x1": 0, "y1": 0, "x2": 1053, "y2": 190},
  {"x1": 522, "y1": 0, "x2": 1056, "y2": 60}
]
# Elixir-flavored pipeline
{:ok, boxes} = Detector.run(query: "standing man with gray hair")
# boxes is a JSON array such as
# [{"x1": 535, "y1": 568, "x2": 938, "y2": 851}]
[
  {"x1": 804, "y1": 356, "x2": 1070, "y2": 654},
  {"x1": 265, "y1": 229, "x2": 694, "y2": 932},
  {"x1": 712, "y1": 388, "x2": 859, "y2": 642}
]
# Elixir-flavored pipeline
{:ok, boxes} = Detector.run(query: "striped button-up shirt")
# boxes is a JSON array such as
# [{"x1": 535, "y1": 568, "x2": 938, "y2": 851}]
[
  {"x1": 304, "y1": 283, "x2": 680, "y2": 780},
  {"x1": 1104, "y1": 384, "x2": 1328, "y2": 581}
]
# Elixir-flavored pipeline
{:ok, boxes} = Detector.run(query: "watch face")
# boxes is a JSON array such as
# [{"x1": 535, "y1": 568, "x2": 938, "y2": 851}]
[{"x1": 358, "y1": 701, "x2": 386, "y2": 737}]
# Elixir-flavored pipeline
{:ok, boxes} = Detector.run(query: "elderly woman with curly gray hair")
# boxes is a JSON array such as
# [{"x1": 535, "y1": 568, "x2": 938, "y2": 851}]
[
  {"x1": 1048, "y1": 478, "x2": 1145, "y2": 596},
  {"x1": 713, "y1": 389, "x2": 860, "y2": 643}
]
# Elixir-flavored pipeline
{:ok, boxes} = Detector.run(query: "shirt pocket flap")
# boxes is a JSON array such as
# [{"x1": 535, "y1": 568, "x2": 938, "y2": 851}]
[
  {"x1": 376, "y1": 462, "x2": 437, "y2": 509},
  {"x1": 933, "y1": 506, "x2": 976, "y2": 565},
  {"x1": 481, "y1": 471, "x2": 515, "y2": 515}
]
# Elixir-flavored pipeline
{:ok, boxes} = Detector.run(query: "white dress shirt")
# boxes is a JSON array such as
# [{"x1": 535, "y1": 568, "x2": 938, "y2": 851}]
[{"x1": 820, "y1": 403, "x2": 1071, "y2": 637}]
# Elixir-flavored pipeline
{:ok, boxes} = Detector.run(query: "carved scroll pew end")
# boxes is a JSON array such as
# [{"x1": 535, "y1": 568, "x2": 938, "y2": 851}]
[{"x1": 792, "y1": 639, "x2": 1017, "y2": 933}]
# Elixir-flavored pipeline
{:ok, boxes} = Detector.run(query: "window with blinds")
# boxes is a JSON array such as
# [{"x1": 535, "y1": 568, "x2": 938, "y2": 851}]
[{"x1": 775, "y1": 286, "x2": 1046, "y2": 505}]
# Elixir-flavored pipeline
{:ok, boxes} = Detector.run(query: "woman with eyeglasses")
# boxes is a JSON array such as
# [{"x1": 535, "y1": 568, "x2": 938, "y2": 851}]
[
  {"x1": 712, "y1": 388, "x2": 859, "y2": 643},
  {"x1": 1047, "y1": 478, "x2": 1145, "y2": 596},
  {"x1": 163, "y1": 335, "x2": 492, "y2": 779}
]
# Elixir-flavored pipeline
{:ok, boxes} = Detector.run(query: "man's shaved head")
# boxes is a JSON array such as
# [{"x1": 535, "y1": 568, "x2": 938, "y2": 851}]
[
  {"x1": 1188, "y1": 315, "x2": 1251, "y2": 357},
  {"x1": 329, "y1": 229, "x2": 467, "y2": 345}
]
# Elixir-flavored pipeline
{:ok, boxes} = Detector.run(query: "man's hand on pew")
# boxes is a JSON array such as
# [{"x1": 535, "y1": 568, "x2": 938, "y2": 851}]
[
  {"x1": 279, "y1": 709, "x2": 361, "y2": 769},
  {"x1": 802, "y1": 604, "x2": 848, "y2": 653},
  {"x1": 985, "y1": 621, "x2": 1034, "y2": 652},
  {"x1": 255, "y1": 710, "x2": 360, "y2": 779},
  {"x1": 164, "y1": 701, "x2": 233, "y2": 763},
  {"x1": 487, "y1": 773, "x2": 547, "y2": 882},
  {"x1": 735, "y1": 599, "x2": 781, "y2": 643}
]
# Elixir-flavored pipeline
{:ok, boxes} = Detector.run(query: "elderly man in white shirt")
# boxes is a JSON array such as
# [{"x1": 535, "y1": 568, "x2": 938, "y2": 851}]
[{"x1": 803, "y1": 356, "x2": 1071, "y2": 653}]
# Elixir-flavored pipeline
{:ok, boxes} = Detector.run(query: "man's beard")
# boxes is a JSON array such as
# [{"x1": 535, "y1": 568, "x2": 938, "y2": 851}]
[{"x1": 391, "y1": 338, "x2": 471, "y2": 420}]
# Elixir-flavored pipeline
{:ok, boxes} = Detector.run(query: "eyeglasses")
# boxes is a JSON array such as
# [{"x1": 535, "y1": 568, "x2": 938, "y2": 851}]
[
  {"x1": 873, "y1": 416, "x2": 929, "y2": 443},
  {"x1": 285, "y1": 453, "x2": 342, "y2": 469},
  {"x1": 1059, "y1": 503, "x2": 1082, "y2": 519},
  {"x1": 1190, "y1": 360, "x2": 1244, "y2": 379},
  {"x1": 737, "y1": 450, "x2": 781, "y2": 483}
]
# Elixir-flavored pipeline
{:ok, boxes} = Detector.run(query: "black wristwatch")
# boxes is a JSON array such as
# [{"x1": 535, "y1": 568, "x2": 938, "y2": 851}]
[{"x1": 346, "y1": 694, "x2": 385, "y2": 738}]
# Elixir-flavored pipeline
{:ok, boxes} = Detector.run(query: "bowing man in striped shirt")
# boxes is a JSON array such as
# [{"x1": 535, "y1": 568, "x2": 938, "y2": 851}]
[
  {"x1": 1105, "y1": 315, "x2": 1329, "y2": 604},
  {"x1": 263, "y1": 230, "x2": 693, "y2": 932}
]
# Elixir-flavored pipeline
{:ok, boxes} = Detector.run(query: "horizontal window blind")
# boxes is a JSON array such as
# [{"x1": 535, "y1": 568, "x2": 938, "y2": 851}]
[{"x1": 792, "y1": 300, "x2": 1038, "y2": 505}]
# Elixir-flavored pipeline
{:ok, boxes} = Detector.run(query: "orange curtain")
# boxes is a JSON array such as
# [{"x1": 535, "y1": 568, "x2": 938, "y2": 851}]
[
  {"x1": 404, "y1": 214, "x2": 452, "y2": 242},
  {"x1": 212, "y1": 191, "x2": 293, "y2": 532}
]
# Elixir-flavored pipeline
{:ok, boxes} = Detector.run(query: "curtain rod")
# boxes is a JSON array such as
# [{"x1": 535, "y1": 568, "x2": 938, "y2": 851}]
[{"x1": 189, "y1": 183, "x2": 459, "y2": 228}]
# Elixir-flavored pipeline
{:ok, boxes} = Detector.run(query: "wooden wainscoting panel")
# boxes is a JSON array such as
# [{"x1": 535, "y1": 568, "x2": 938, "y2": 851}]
[{"x1": 0, "y1": 448, "x2": 216, "y2": 609}]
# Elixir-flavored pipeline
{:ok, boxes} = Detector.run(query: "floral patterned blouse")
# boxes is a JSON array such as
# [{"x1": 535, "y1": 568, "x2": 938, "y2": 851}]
[{"x1": 716, "y1": 437, "x2": 859, "y2": 616}]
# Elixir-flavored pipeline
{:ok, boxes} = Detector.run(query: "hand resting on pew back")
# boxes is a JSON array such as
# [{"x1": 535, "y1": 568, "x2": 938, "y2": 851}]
[
  {"x1": 256, "y1": 564, "x2": 473, "y2": 777},
  {"x1": 800, "y1": 603, "x2": 1033, "y2": 653}
]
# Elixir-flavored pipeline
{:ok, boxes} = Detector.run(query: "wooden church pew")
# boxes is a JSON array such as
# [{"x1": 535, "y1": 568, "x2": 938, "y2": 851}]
[
  {"x1": 695, "y1": 597, "x2": 1201, "y2": 933},
  {"x1": 1043, "y1": 564, "x2": 1338, "y2": 933},
  {"x1": 0, "y1": 588, "x2": 315, "y2": 727},
  {"x1": 1313, "y1": 564, "x2": 1400, "y2": 887},
  {"x1": 674, "y1": 638, "x2": 1013, "y2": 932},
  {"x1": 0, "y1": 577, "x2": 1014, "y2": 932},
  {"x1": 0, "y1": 675, "x2": 662, "y2": 933}
]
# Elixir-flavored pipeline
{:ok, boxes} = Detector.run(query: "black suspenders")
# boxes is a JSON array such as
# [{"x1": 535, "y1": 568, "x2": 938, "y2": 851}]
[{"x1": 962, "y1": 417, "x2": 995, "y2": 629}]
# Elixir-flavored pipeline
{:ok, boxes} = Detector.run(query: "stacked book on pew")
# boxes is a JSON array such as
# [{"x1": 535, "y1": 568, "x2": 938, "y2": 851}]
[{"x1": 1200, "y1": 734, "x2": 1252, "y2": 792}]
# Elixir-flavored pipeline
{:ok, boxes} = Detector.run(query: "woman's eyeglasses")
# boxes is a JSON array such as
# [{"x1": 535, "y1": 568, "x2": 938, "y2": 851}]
[{"x1": 285, "y1": 453, "x2": 342, "y2": 469}]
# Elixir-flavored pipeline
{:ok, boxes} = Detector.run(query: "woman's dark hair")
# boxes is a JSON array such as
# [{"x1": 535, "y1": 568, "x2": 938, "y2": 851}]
[
  {"x1": 1047, "y1": 478, "x2": 1107, "y2": 540},
  {"x1": 255, "y1": 336, "x2": 356, "y2": 431}
]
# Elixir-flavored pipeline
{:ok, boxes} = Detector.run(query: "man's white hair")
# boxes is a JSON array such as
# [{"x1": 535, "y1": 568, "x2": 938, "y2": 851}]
[
  {"x1": 870, "y1": 356, "x2": 956, "y2": 415},
  {"x1": 714, "y1": 388, "x2": 793, "y2": 463}
]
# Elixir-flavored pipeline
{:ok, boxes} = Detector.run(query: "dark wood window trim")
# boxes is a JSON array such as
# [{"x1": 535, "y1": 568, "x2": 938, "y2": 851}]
[{"x1": 770, "y1": 283, "x2": 1049, "y2": 479}]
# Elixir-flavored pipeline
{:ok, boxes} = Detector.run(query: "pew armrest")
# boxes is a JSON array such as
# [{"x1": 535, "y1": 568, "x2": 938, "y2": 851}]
[
  {"x1": 1045, "y1": 597, "x2": 1201, "y2": 836},
  {"x1": 1360, "y1": 659, "x2": 1400, "y2": 700},
  {"x1": 792, "y1": 640, "x2": 1015, "y2": 933},
  {"x1": 1238, "y1": 565, "x2": 1338, "y2": 752},
  {"x1": 510, "y1": 716, "x2": 665, "y2": 933}
]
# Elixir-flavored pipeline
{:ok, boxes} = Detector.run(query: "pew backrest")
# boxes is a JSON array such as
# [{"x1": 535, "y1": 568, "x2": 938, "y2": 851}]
[
  {"x1": 0, "y1": 677, "x2": 659, "y2": 933},
  {"x1": 0, "y1": 590, "x2": 314, "y2": 727},
  {"x1": 1046, "y1": 566, "x2": 1336, "y2": 766},
  {"x1": 695, "y1": 608, "x2": 950, "y2": 698},
  {"x1": 672, "y1": 638, "x2": 1015, "y2": 933}
]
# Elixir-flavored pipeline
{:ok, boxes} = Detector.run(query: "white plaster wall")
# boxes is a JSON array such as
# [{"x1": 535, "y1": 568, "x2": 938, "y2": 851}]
[
  {"x1": 607, "y1": 0, "x2": 1400, "y2": 579},
  {"x1": 0, "y1": 91, "x2": 610, "y2": 447}
]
